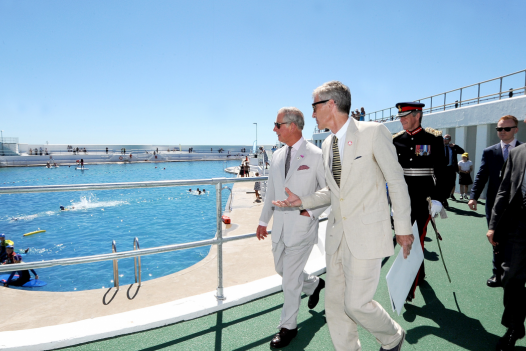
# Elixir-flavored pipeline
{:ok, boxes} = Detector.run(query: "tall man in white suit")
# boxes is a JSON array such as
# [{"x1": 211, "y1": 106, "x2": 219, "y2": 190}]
[
  {"x1": 256, "y1": 107, "x2": 328, "y2": 349},
  {"x1": 273, "y1": 81, "x2": 413, "y2": 351}
]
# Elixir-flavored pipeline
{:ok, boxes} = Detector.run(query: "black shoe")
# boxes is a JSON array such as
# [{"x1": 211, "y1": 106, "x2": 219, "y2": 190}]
[
  {"x1": 487, "y1": 274, "x2": 502, "y2": 288},
  {"x1": 450, "y1": 194, "x2": 456, "y2": 200},
  {"x1": 270, "y1": 327, "x2": 298, "y2": 348},
  {"x1": 308, "y1": 278, "x2": 325, "y2": 309},
  {"x1": 443, "y1": 200, "x2": 450, "y2": 209},
  {"x1": 380, "y1": 330, "x2": 405, "y2": 351},
  {"x1": 496, "y1": 328, "x2": 525, "y2": 351}
]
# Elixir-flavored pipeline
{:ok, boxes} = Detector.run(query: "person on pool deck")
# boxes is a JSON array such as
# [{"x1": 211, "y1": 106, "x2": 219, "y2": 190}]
[
  {"x1": 80, "y1": 158, "x2": 84, "y2": 169},
  {"x1": 2, "y1": 245, "x2": 39, "y2": 287},
  {"x1": 272, "y1": 81, "x2": 412, "y2": 351},
  {"x1": 257, "y1": 107, "x2": 328, "y2": 349}
]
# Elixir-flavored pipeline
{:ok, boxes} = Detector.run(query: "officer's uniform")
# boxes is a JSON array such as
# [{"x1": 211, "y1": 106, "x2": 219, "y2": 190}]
[{"x1": 392, "y1": 102, "x2": 447, "y2": 300}]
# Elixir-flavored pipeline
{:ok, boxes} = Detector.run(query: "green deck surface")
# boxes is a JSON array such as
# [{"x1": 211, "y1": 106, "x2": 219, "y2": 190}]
[{"x1": 60, "y1": 200, "x2": 526, "y2": 350}]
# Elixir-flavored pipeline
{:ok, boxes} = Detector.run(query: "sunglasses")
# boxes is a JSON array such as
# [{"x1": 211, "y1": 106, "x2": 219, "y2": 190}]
[
  {"x1": 312, "y1": 99, "x2": 330, "y2": 112},
  {"x1": 274, "y1": 122, "x2": 290, "y2": 129},
  {"x1": 496, "y1": 126, "x2": 517, "y2": 132}
]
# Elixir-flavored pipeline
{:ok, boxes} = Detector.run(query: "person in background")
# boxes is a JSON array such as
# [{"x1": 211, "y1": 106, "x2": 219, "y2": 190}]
[
  {"x1": 2, "y1": 244, "x2": 39, "y2": 287},
  {"x1": 392, "y1": 101, "x2": 446, "y2": 301},
  {"x1": 360, "y1": 107, "x2": 366, "y2": 121},
  {"x1": 469, "y1": 115, "x2": 521, "y2": 288},
  {"x1": 80, "y1": 159, "x2": 84, "y2": 169},
  {"x1": 487, "y1": 130, "x2": 526, "y2": 350},
  {"x1": 458, "y1": 153, "x2": 473, "y2": 200},
  {"x1": 443, "y1": 134, "x2": 465, "y2": 206},
  {"x1": 254, "y1": 172, "x2": 261, "y2": 201}
]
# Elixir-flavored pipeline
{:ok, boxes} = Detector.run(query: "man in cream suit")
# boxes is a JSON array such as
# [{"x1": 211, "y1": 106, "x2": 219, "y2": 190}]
[
  {"x1": 257, "y1": 107, "x2": 327, "y2": 349},
  {"x1": 273, "y1": 81, "x2": 413, "y2": 351}
]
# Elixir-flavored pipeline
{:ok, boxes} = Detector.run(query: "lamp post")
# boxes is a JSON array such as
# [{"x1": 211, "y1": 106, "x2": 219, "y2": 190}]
[{"x1": 253, "y1": 123, "x2": 257, "y2": 153}]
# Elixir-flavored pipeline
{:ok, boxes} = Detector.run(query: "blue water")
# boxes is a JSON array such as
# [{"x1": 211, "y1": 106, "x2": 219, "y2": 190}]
[{"x1": 0, "y1": 160, "x2": 239, "y2": 291}]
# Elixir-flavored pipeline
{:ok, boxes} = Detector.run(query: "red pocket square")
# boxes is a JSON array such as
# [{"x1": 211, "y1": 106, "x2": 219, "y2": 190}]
[{"x1": 297, "y1": 165, "x2": 310, "y2": 170}]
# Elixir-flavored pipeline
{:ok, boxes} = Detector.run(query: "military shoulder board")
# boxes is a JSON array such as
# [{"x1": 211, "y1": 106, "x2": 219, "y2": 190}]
[
  {"x1": 392, "y1": 130, "x2": 405, "y2": 139},
  {"x1": 424, "y1": 127, "x2": 442, "y2": 137}
]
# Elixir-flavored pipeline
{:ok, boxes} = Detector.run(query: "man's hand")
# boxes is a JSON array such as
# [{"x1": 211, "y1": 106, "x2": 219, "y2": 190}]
[
  {"x1": 272, "y1": 188, "x2": 302, "y2": 208},
  {"x1": 35, "y1": 275, "x2": 39, "y2": 280},
  {"x1": 396, "y1": 234, "x2": 415, "y2": 259},
  {"x1": 450, "y1": 143, "x2": 456, "y2": 147},
  {"x1": 256, "y1": 225, "x2": 268, "y2": 240},
  {"x1": 487, "y1": 230, "x2": 498, "y2": 246},
  {"x1": 468, "y1": 199, "x2": 477, "y2": 211}
]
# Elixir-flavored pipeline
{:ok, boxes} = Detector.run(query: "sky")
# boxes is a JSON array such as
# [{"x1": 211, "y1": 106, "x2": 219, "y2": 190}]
[{"x1": 1, "y1": 0, "x2": 525, "y2": 146}]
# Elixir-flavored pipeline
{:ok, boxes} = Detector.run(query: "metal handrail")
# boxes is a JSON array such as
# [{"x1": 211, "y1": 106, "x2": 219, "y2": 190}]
[
  {"x1": 365, "y1": 69, "x2": 526, "y2": 122},
  {"x1": 0, "y1": 176, "x2": 275, "y2": 301},
  {"x1": 133, "y1": 237, "x2": 141, "y2": 287},
  {"x1": 112, "y1": 241, "x2": 119, "y2": 291}
]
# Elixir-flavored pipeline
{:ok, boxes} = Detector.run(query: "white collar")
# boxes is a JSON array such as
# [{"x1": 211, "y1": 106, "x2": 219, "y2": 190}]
[
  {"x1": 332, "y1": 118, "x2": 351, "y2": 141},
  {"x1": 288, "y1": 137, "x2": 304, "y2": 151},
  {"x1": 501, "y1": 139, "x2": 517, "y2": 148}
]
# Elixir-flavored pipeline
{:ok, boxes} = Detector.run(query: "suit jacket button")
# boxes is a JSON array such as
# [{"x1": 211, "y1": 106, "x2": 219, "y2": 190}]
[
  {"x1": 340, "y1": 198, "x2": 344, "y2": 201},
  {"x1": 410, "y1": 158, "x2": 412, "y2": 161},
  {"x1": 343, "y1": 217, "x2": 347, "y2": 220}
]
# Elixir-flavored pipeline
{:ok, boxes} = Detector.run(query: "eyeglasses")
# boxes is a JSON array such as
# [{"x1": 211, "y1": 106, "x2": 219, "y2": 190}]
[
  {"x1": 312, "y1": 99, "x2": 330, "y2": 112},
  {"x1": 496, "y1": 126, "x2": 517, "y2": 132},
  {"x1": 274, "y1": 122, "x2": 290, "y2": 129}
]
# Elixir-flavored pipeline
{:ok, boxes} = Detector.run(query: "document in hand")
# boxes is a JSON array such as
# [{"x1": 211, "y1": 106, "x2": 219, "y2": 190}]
[{"x1": 386, "y1": 222, "x2": 424, "y2": 315}]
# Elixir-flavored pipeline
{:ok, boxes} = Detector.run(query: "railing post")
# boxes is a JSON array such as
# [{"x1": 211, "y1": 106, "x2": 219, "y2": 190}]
[
  {"x1": 112, "y1": 241, "x2": 119, "y2": 291},
  {"x1": 430, "y1": 96, "x2": 433, "y2": 113},
  {"x1": 215, "y1": 181, "x2": 226, "y2": 300},
  {"x1": 500, "y1": 77, "x2": 503, "y2": 100},
  {"x1": 443, "y1": 93, "x2": 446, "y2": 111},
  {"x1": 478, "y1": 83, "x2": 481, "y2": 104},
  {"x1": 459, "y1": 88, "x2": 462, "y2": 107}
]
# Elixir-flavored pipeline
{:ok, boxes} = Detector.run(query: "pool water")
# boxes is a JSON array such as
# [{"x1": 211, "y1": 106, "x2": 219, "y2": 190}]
[{"x1": 0, "y1": 160, "x2": 239, "y2": 291}]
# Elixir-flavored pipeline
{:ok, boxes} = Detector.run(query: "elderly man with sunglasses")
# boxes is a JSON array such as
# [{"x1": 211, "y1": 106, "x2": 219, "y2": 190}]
[
  {"x1": 256, "y1": 107, "x2": 328, "y2": 349},
  {"x1": 469, "y1": 115, "x2": 521, "y2": 288}
]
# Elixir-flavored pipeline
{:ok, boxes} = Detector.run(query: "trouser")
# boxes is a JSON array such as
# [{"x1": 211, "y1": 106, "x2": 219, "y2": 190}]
[
  {"x1": 325, "y1": 234, "x2": 403, "y2": 351},
  {"x1": 486, "y1": 211, "x2": 504, "y2": 279},
  {"x1": 501, "y1": 219, "x2": 526, "y2": 334},
  {"x1": 408, "y1": 210, "x2": 431, "y2": 300},
  {"x1": 272, "y1": 238, "x2": 319, "y2": 330}
]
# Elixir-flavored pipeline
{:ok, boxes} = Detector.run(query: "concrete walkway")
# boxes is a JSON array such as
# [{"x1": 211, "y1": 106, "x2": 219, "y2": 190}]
[{"x1": 0, "y1": 181, "x2": 277, "y2": 332}]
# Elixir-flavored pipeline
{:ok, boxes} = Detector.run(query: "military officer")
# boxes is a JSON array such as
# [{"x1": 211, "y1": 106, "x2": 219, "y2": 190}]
[{"x1": 392, "y1": 102, "x2": 447, "y2": 301}]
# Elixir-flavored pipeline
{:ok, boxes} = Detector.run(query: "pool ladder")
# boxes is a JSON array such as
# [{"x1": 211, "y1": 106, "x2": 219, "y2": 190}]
[{"x1": 110, "y1": 238, "x2": 142, "y2": 300}]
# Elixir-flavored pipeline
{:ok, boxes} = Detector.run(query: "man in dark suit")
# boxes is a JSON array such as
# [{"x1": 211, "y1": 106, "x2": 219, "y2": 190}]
[
  {"x1": 443, "y1": 134, "x2": 465, "y2": 205},
  {"x1": 487, "y1": 136, "x2": 526, "y2": 351},
  {"x1": 469, "y1": 115, "x2": 521, "y2": 288}
]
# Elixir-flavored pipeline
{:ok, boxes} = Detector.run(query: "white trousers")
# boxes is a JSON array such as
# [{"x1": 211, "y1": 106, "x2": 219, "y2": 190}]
[
  {"x1": 273, "y1": 238, "x2": 319, "y2": 330},
  {"x1": 326, "y1": 235, "x2": 403, "y2": 351}
]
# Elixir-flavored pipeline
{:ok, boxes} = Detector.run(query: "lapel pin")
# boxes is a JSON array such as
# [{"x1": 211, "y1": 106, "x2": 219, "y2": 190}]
[{"x1": 348, "y1": 141, "x2": 353, "y2": 146}]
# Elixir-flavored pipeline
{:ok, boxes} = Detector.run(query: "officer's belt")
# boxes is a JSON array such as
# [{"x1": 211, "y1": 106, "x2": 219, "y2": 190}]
[{"x1": 403, "y1": 168, "x2": 434, "y2": 176}]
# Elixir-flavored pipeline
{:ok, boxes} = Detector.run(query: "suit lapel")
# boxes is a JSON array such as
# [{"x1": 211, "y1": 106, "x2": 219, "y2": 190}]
[
  {"x1": 285, "y1": 140, "x2": 306, "y2": 182},
  {"x1": 340, "y1": 119, "x2": 358, "y2": 188}
]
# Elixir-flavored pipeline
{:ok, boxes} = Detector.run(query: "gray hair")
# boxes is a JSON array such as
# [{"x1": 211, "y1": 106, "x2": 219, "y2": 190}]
[
  {"x1": 312, "y1": 81, "x2": 351, "y2": 115},
  {"x1": 278, "y1": 107, "x2": 304, "y2": 130},
  {"x1": 411, "y1": 110, "x2": 423, "y2": 124}
]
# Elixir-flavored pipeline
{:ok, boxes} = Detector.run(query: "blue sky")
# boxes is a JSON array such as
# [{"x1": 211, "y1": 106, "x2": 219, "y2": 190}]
[{"x1": 1, "y1": 0, "x2": 525, "y2": 146}]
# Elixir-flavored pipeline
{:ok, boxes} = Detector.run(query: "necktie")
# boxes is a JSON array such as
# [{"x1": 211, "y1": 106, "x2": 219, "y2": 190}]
[
  {"x1": 445, "y1": 146, "x2": 450, "y2": 166},
  {"x1": 285, "y1": 146, "x2": 292, "y2": 178},
  {"x1": 503, "y1": 144, "x2": 510, "y2": 161},
  {"x1": 332, "y1": 136, "x2": 341, "y2": 187}
]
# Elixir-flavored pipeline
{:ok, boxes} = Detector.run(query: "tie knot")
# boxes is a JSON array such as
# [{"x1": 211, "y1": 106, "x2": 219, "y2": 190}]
[{"x1": 505, "y1": 144, "x2": 510, "y2": 149}]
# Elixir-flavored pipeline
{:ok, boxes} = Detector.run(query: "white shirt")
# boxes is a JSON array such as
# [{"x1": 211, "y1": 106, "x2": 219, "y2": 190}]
[
  {"x1": 458, "y1": 160, "x2": 473, "y2": 172},
  {"x1": 501, "y1": 139, "x2": 518, "y2": 157},
  {"x1": 332, "y1": 118, "x2": 351, "y2": 160}
]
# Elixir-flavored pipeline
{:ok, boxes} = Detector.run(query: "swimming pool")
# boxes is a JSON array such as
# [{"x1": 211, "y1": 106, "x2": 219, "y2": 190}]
[{"x1": 0, "y1": 160, "x2": 239, "y2": 291}]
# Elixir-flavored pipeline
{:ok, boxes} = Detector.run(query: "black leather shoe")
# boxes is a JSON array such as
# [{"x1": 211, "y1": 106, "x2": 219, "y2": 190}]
[
  {"x1": 487, "y1": 274, "x2": 502, "y2": 288},
  {"x1": 380, "y1": 330, "x2": 405, "y2": 351},
  {"x1": 308, "y1": 278, "x2": 325, "y2": 309},
  {"x1": 270, "y1": 327, "x2": 298, "y2": 348},
  {"x1": 450, "y1": 194, "x2": 457, "y2": 200},
  {"x1": 496, "y1": 328, "x2": 525, "y2": 351},
  {"x1": 443, "y1": 200, "x2": 450, "y2": 209}
]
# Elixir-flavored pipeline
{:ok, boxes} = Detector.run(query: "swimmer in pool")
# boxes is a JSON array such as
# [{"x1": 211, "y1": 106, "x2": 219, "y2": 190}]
[
  {"x1": 2, "y1": 244, "x2": 38, "y2": 287},
  {"x1": 202, "y1": 189, "x2": 206, "y2": 194}
]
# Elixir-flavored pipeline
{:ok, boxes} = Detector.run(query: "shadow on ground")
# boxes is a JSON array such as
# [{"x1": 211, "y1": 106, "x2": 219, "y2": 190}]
[
  {"x1": 134, "y1": 297, "x2": 326, "y2": 351},
  {"x1": 403, "y1": 280, "x2": 526, "y2": 351}
]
